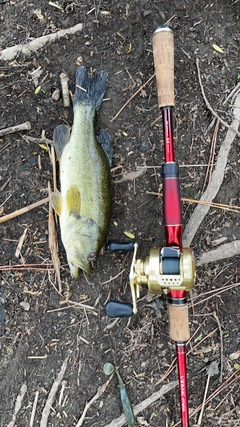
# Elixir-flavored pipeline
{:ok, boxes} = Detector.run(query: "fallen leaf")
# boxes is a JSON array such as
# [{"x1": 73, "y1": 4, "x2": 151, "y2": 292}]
[
  {"x1": 207, "y1": 360, "x2": 219, "y2": 376},
  {"x1": 103, "y1": 363, "x2": 115, "y2": 376},
  {"x1": 212, "y1": 44, "x2": 224, "y2": 53},
  {"x1": 124, "y1": 231, "x2": 135, "y2": 239},
  {"x1": 39, "y1": 144, "x2": 48, "y2": 151},
  {"x1": 35, "y1": 85, "x2": 41, "y2": 94},
  {"x1": 229, "y1": 351, "x2": 240, "y2": 360},
  {"x1": 115, "y1": 369, "x2": 136, "y2": 427}
]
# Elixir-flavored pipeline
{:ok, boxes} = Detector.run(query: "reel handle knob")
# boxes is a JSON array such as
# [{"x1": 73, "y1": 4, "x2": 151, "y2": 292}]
[
  {"x1": 107, "y1": 241, "x2": 134, "y2": 252},
  {"x1": 105, "y1": 301, "x2": 133, "y2": 318},
  {"x1": 152, "y1": 26, "x2": 174, "y2": 108}
]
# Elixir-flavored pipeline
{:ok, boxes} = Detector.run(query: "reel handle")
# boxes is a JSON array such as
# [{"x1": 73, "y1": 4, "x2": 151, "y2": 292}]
[
  {"x1": 107, "y1": 241, "x2": 134, "y2": 252},
  {"x1": 105, "y1": 241, "x2": 135, "y2": 318},
  {"x1": 105, "y1": 301, "x2": 133, "y2": 318},
  {"x1": 152, "y1": 26, "x2": 174, "y2": 108}
]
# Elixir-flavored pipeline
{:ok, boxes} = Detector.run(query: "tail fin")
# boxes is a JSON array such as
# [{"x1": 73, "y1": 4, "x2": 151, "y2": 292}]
[{"x1": 74, "y1": 66, "x2": 108, "y2": 111}]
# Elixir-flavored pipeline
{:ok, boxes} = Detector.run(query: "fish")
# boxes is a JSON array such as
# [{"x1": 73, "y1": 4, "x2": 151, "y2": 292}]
[{"x1": 51, "y1": 66, "x2": 112, "y2": 278}]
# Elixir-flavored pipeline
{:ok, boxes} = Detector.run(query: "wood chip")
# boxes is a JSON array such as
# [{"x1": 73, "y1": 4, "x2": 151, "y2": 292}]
[{"x1": 15, "y1": 228, "x2": 28, "y2": 258}]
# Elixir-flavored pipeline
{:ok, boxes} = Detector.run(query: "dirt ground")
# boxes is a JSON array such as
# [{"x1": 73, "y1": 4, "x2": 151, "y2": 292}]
[{"x1": 1, "y1": 1, "x2": 240, "y2": 426}]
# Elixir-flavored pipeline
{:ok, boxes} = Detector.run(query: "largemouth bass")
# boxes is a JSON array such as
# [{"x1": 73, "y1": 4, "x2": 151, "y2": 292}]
[{"x1": 51, "y1": 66, "x2": 112, "y2": 278}]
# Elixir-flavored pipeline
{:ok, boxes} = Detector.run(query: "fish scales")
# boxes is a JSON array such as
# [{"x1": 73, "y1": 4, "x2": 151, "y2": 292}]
[{"x1": 51, "y1": 66, "x2": 112, "y2": 278}]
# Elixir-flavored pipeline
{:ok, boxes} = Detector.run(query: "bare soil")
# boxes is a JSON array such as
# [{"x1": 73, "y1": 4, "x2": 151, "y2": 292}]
[{"x1": 0, "y1": 1, "x2": 240, "y2": 426}]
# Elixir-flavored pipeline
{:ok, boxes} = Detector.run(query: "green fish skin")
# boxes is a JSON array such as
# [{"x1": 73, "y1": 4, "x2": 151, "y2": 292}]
[{"x1": 51, "y1": 66, "x2": 112, "y2": 278}]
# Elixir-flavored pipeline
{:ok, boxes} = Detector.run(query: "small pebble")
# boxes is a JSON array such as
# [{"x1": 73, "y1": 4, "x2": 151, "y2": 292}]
[{"x1": 52, "y1": 88, "x2": 60, "y2": 101}]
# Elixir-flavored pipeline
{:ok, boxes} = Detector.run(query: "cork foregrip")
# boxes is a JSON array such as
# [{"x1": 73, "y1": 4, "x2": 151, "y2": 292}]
[
  {"x1": 152, "y1": 27, "x2": 174, "y2": 108},
  {"x1": 169, "y1": 303, "x2": 190, "y2": 342}
]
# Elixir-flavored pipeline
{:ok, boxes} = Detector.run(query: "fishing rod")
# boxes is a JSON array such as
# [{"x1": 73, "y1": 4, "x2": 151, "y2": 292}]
[{"x1": 106, "y1": 26, "x2": 196, "y2": 427}]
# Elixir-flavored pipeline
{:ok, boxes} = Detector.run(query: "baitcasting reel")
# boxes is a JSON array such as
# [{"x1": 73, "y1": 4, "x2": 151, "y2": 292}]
[{"x1": 106, "y1": 242, "x2": 196, "y2": 317}]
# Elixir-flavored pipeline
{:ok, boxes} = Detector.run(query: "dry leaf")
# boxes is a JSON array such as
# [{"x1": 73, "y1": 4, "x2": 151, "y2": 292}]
[{"x1": 229, "y1": 351, "x2": 240, "y2": 360}]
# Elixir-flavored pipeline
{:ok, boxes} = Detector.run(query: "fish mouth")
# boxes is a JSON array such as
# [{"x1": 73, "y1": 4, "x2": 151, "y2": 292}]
[{"x1": 68, "y1": 257, "x2": 93, "y2": 278}]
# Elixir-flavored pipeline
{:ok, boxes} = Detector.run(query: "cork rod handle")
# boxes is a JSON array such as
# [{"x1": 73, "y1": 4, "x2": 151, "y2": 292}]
[
  {"x1": 152, "y1": 26, "x2": 174, "y2": 108},
  {"x1": 169, "y1": 303, "x2": 190, "y2": 342}
]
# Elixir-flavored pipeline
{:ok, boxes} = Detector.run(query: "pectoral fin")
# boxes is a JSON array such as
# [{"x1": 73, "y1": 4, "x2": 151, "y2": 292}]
[
  {"x1": 53, "y1": 124, "x2": 71, "y2": 160},
  {"x1": 66, "y1": 185, "x2": 81, "y2": 215},
  {"x1": 51, "y1": 191, "x2": 62, "y2": 216}
]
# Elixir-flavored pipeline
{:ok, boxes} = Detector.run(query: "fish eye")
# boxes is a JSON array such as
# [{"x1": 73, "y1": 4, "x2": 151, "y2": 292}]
[{"x1": 87, "y1": 252, "x2": 96, "y2": 261}]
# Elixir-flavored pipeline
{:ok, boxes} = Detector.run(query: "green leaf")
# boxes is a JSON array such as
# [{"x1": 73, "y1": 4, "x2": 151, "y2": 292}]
[
  {"x1": 212, "y1": 44, "x2": 224, "y2": 54},
  {"x1": 39, "y1": 144, "x2": 48, "y2": 151},
  {"x1": 124, "y1": 231, "x2": 135, "y2": 239},
  {"x1": 103, "y1": 363, "x2": 115, "y2": 376},
  {"x1": 35, "y1": 85, "x2": 41, "y2": 94},
  {"x1": 115, "y1": 370, "x2": 135, "y2": 427}
]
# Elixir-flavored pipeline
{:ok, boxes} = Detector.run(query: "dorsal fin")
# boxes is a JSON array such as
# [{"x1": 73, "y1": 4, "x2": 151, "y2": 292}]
[
  {"x1": 66, "y1": 185, "x2": 81, "y2": 215},
  {"x1": 53, "y1": 124, "x2": 71, "y2": 160}
]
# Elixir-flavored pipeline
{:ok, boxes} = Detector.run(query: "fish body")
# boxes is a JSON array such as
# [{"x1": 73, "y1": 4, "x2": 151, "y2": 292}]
[{"x1": 51, "y1": 66, "x2": 112, "y2": 277}]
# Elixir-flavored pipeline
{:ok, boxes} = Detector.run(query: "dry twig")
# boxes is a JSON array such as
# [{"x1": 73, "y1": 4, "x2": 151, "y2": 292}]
[
  {"x1": 183, "y1": 93, "x2": 240, "y2": 247},
  {"x1": 48, "y1": 182, "x2": 61, "y2": 292},
  {"x1": 222, "y1": 82, "x2": 240, "y2": 106},
  {"x1": 202, "y1": 119, "x2": 219, "y2": 193},
  {"x1": 29, "y1": 391, "x2": 39, "y2": 427},
  {"x1": 0, "y1": 121, "x2": 31, "y2": 136},
  {"x1": 110, "y1": 73, "x2": 155, "y2": 122},
  {"x1": 0, "y1": 197, "x2": 50, "y2": 224},
  {"x1": 196, "y1": 241, "x2": 240, "y2": 265},
  {"x1": 0, "y1": 263, "x2": 53, "y2": 272},
  {"x1": 197, "y1": 374, "x2": 210, "y2": 426},
  {"x1": 147, "y1": 191, "x2": 240, "y2": 213},
  {"x1": 101, "y1": 268, "x2": 126, "y2": 285},
  {"x1": 60, "y1": 72, "x2": 70, "y2": 107},
  {"x1": 40, "y1": 355, "x2": 69, "y2": 427},
  {"x1": 212, "y1": 311, "x2": 224, "y2": 383},
  {"x1": 75, "y1": 375, "x2": 113, "y2": 427},
  {"x1": 0, "y1": 23, "x2": 83, "y2": 61},
  {"x1": 22, "y1": 134, "x2": 53, "y2": 146},
  {"x1": 191, "y1": 282, "x2": 240, "y2": 308},
  {"x1": 196, "y1": 59, "x2": 240, "y2": 138},
  {"x1": 15, "y1": 228, "x2": 28, "y2": 258},
  {"x1": 7, "y1": 383, "x2": 27, "y2": 427},
  {"x1": 104, "y1": 381, "x2": 177, "y2": 427},
  {"x1": 65, "y1": 299, "x2": 98, "y2": 314}
]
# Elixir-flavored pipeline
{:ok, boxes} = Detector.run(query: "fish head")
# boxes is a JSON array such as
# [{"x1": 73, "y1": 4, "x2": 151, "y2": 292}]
[
  {"x1": 66, "y1": 243, "x2": 94, "y2": 277},
  {"x1": 61, "y1": 215, "x2": 99, "y2": 278}
]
